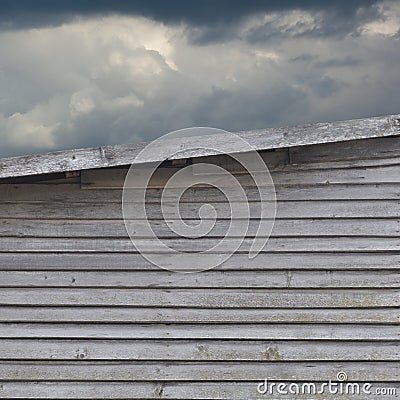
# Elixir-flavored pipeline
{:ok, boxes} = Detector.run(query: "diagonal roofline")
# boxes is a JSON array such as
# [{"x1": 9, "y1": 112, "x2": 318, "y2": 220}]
[{"x1": 0, "y1": 114, "x2": 399, "y2": 179}]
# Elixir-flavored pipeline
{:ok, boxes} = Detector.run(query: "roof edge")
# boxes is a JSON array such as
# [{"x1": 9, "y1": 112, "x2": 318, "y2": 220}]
[{"x1": 0, "y1": 113, "x2": 399, "y2": 179}]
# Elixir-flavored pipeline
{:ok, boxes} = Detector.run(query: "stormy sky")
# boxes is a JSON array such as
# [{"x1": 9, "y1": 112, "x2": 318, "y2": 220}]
[{"x1": 0, "y1": 1, "x2": 399, "y2": 157}]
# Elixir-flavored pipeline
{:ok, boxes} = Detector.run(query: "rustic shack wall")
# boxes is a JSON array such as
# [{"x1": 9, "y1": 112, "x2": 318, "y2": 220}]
[{"x1": 0, "y1": 136, "x2": 399, "y2": 398}]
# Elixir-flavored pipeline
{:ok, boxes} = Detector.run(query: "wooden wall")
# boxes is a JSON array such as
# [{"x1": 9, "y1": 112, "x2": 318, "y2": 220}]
[{"x1": 0, "y1": 136, "x2": 399, "y2": 399}]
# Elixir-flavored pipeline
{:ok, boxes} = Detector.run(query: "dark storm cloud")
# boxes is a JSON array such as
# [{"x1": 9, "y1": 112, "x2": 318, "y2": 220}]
[{"x1": 0, "y1": 0, "x2": 380, "y2": 31}]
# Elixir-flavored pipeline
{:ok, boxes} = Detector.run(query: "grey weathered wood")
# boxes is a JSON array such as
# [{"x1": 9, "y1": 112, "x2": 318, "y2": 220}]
[
  {"x1": 0, "y1": 323, "x2": 398, "y2": 340},
  {"x1": 0, "y1": 288, "x2": 397, "y2": 307},
  {"x1": 0, "y1": 339, "x2": 397, "y2": 361},
  {"x1": 1, "y1": 200, "x2": 400, "y2": 219},
  {"x1": 0, "y1": 382, "x2": 398, "y2": 399},
  {"x1": 81, "y1": 164, "x2": 400, "y2": 189},
  {"x1": 0, "y1": 117, "x2": 399, "y2": 398},
  {"x1": 0, "y1": 361, "x2": 397, "y2": 381},
  {"x1": 0, "y1": 307, "x2": 397, "y2": 323},
  {"x1": 2, "y1": 182, "x2": 400, "y2": 202},
  {"x1": 197, "y1": 149, "x2": 400, "y2": 173},
  {"x1": 1, "y1": 236, "x2": 400, "y2": 253},
  {"x1": 0, "y1": 252, "x2": 398, "y2": 270},
  {"x1": 0, "y1": 382, "x2": 157, "y2": 399},
  {"x1": 0, "y1": 270, "x2": 397, "y2": 288},
  {"x1": 290, "y1": 135, "x2": 400, "y2": 164},
  {"x1": 2, "y1": 218, "x2": 398, "y2": 238},
  {"x1": 1, "y1": 114, "x2": 399, "y2": 179}
]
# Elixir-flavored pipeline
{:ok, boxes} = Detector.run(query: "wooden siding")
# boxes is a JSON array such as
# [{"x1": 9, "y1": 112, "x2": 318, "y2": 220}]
[{"x1": 0, "y1": 136, "x2": 399, "y2": 399}]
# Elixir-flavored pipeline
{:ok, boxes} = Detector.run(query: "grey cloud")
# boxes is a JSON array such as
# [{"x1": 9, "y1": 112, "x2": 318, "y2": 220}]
[
  {"x1": 0, "y1": 2, "x2": 399, "y2": 158},
  {"x1": 309, "y1": 76, "x2": 346, "y2": 98}
]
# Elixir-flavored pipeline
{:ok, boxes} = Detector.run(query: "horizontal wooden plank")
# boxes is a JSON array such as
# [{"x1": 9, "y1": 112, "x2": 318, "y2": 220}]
[
  {"x1": 275, "y1": 184, "x2": 400, "y2": 201},
  {"x1": 81, "y1": 164, "x2": 400, "y2": 189},
  {"x1": 0, "y1": 323, "x2": 398, "y2": 340},
  {"x1": 285, "y1": 156, "x2": 400, "y2": 170},
  {"x1": 2, "y1": 183, "x2": 400, "y2": 202},
  {"x1": 1, "y1": 114, "x2": 398, "y2": 179},
  {"x1": 0, "y1": 252, "x2": 398, "y2": 271},
  {"x1": 0, "y1": 307, "x2": 397, "y2": 323},
  {"x1": 0, "y1": 360, "x2": 397, "y2": 382},
  {"x1": 0, "y1": 339, "x2": 398, "y2": 361},
  {"x1": 0, "y1": 382, "x2": 157, "y2": 399},
  {"x1": 1, "y1": 218, "x2": 399, "y2": 238},
  {"x1": 198, "y1": 145, "x2": 400, "y2": 173},
  {"x1": 0, "y1": 288, "x2": 397, "y2": 307},
  {"x1": 270, "y1": 165, "x2": 400, "y2": 185},
  {"x1": 290, "y1": 135, "x2": 400, "y2": 164},
  {"x1": 1, "y1": 236, "x2": 400, "y2": 253},
  {"x1": 0, "y1": 381, "x2": 398, "y2": 399},
  {"x1": 2, "y1": 200, "x2": 400, "y2": 219},
  {"x1": 0, "y1": 270, "x2": 398, "y2": 288}
]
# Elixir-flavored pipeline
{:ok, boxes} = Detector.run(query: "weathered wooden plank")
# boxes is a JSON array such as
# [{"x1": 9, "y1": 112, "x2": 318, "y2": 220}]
[
  {"x1": 2, "y1": 200, "x2": 399, "y2": 219},
  {"x1": 1, "y1": 114, "x2": 399, "y2": 179},
  {"x1": 198, "y1": 146, "x2": 400, "y2": 173},
  {"x1": 1, "y1": 236, "x2": 400, "y2": 253},
  {"x1": 0, "y1": 381, "x2": 398, "y2": 399},
  {"x1": 1, "y1": 183, "x2": 400, "y2": 202},
  {"x1": 1, "y1": 218, "x2": 399, "y2": 238},
  {"x1": 0, "y1": 382, "x2": 157, "y2": 399},
  {"x1": 0, "y1": 307, "x2": 396, "y2": 323},
  {"x1": 0, "y1": 270, "x2": 397, "y2": 288},
  {"x1": 81, "y1": 164, "x2": 400, "y2": 189},
  {"x1": 272, "y1": 165, "x2": 400, "y2": 185},
  {"x1": 285, "y1": 156, "x2": 400, "y2": 170},
  {"x1": 0, "y1": 323, "x2": 398, "y2": 340},
  {"x1": 0, "y1": 361, "x2": 397, "y2": 381},
  {"x1": 0, "y1": 289, "x2": 397, "y2": 307},
  {"x1": 275, "y1": 184, "x2": 400, "y2": 201},
  {"x1": 0, "y1": 252, "x2": 398, "y2": 270},
  {"x1": 290, "y1": 135, "x2": 400, "y2": 164},
  {"x1": 95, "y1": 198, "x2": 400, "y2": 219},
  {"x1": 0, "y1": 339, "x2": 397, "y2": 361}
]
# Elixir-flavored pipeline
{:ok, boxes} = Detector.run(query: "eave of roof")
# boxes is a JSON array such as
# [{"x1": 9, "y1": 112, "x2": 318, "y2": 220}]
[{"x1": 0, "y1": 114, "x2": 399, "y2": 179}]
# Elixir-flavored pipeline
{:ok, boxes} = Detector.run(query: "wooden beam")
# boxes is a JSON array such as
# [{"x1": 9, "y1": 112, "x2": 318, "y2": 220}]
[{"x1": 0, "y1": 114, "x2": 399, "y2": 179}]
